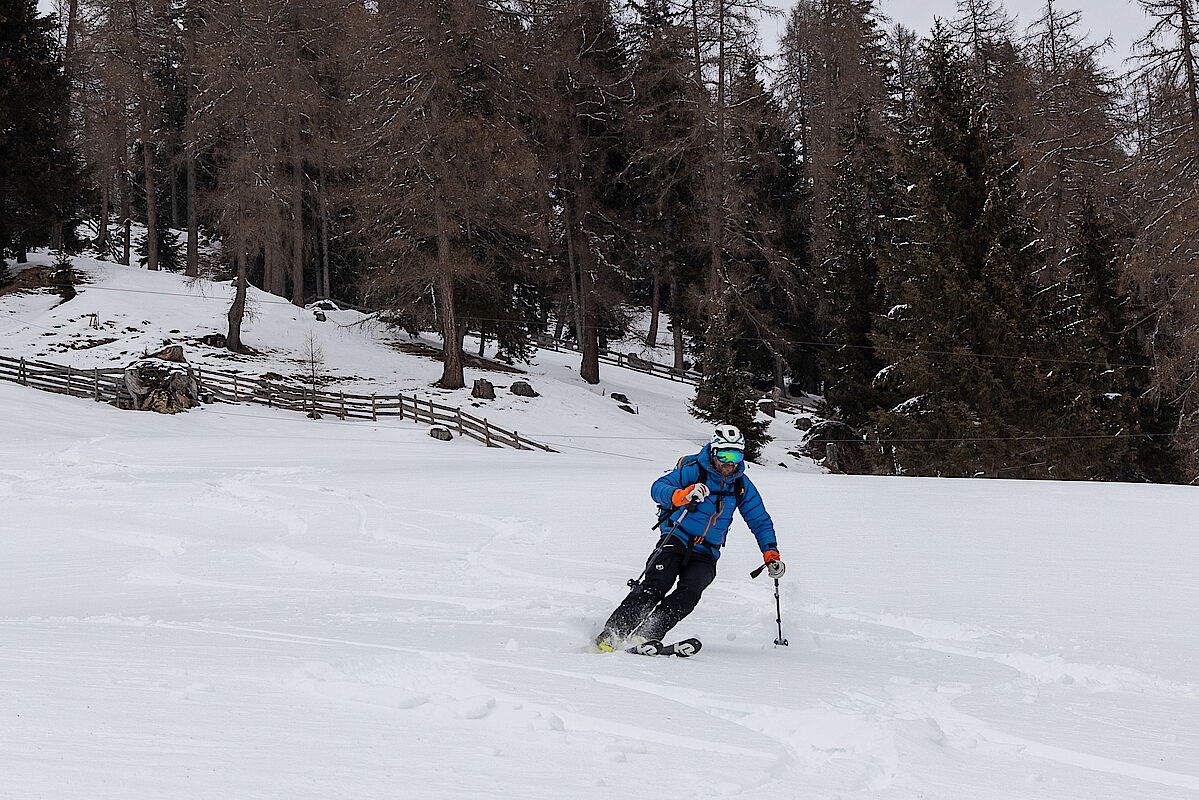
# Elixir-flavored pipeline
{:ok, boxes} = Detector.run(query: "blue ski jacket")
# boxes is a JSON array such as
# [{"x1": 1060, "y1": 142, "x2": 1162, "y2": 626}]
[{"x1": 650, "y1": 445, "x2": 777, "y2": 560}]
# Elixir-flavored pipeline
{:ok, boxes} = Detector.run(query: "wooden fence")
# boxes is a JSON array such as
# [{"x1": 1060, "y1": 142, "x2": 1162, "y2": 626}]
[
  {"x1": 297, "y1": 294, "x2": 699, "y2": 387},
  {"x1": 531, "y1": 334, "x2": 701, "y2": 386},
  {"x1": 0, "y1": 354, "x2": 554, "y2": 452}
]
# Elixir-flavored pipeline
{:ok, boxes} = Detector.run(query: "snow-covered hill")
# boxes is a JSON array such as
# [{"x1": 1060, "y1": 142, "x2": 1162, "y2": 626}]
[
  {"x1": 2, "y1": 253, "x2": 1197, "y2": 799},
  {"x1": 0, "y1": 252, "x2": 818, "y2": 466}
]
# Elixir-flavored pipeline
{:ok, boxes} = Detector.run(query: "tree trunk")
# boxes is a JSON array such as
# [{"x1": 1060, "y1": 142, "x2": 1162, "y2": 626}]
[
  {"x1": 170, "y1": 162, "x2": 180, "y2": 229},
  {"x1": 50, "y1": 0, "x2": 82, "y2": 253},
  {"x1": 186, "y1": 155, "x2": 198, "y2": 276},
  {"x1": 96, "y1": 171, "x2": 110, "y2": 253},
  {"x1": 318, "y1": 163, "x2": 331, "y2": 299},
  {"x1": 646, "y1": 267, "x2": 661, "y2": 347},
  {"x1": 120, "y1": 132, "x2": 131, "y2": 266},
  {"x1": 773, "y1": 350, "x2": 787, "y2": 394},
  {"x1": 576, "y1": 227, "x2": 601, "y2": 384},
  {"x1": 671, "y1": 276, "x2": 685, "y2": 371},
  {"x1": 227, "y1": 252, "x2": 248, "y2": 352},
  {"x1": 563, "y1": 198, "x2": 583, "y2": 343},
  {"x1": 1182, "y1": 0, "x2": 1199, "y2": 135},
  {"x1": 290, "y1": 138, "x2": 305, "y2": 306},
  {"x1": 436, "y1": 275, "x2": 465, "y2": 389},
  {"x1": 139, "y1": 124, "x2": 159, "y2": 271},
  {"x1": 184, "y1": 0, "x2": 199, "y2": 277}
]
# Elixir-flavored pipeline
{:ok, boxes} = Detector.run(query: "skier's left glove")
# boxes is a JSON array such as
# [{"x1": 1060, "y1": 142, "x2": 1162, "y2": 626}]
[{"x1": 763, "y1": 550, "x2": 785, "y2": 579}]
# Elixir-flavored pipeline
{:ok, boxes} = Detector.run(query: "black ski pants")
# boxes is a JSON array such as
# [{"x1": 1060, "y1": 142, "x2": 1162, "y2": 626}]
[{"x1": 603, "y1": 541, "x2": 718, "y2": 642}]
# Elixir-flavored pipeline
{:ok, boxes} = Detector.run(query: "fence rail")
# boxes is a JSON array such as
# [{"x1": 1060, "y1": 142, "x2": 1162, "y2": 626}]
[
  {"x1": 0, "y1": 354, "x2": 554, "y2": 452},
  {"x1": 531, "y1": 334, "x2": 701, "y2": 386}
]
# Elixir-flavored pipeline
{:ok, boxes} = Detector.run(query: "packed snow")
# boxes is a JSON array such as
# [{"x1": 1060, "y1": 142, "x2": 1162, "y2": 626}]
[{"x1": 2, "y1": 254, "x2": 1197, "y2": 798}]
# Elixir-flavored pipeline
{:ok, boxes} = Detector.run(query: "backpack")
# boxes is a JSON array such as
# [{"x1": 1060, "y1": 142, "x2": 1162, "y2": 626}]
[{"x1": 653, "y1": 454, "x2": 744, "y2": 531}]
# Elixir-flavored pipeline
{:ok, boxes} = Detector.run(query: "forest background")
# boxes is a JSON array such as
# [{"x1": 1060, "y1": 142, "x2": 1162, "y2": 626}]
[{"x1": 3, "y1": 0, "x2": 1199, "y2": 483}]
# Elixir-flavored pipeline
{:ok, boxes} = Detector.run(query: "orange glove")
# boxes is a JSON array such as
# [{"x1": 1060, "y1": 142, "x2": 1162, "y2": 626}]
[
  {"x1": 763, "y1": 550, "x2": 785, "y2": 578},
  {"x1": 671, "y1": 483, "x2": 710, "y2": 507}
]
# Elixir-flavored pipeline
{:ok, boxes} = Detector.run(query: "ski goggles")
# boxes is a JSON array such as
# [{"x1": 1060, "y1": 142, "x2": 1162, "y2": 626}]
[{"x1": 713, "y1": 448, "x2": 744, "y2": 464}]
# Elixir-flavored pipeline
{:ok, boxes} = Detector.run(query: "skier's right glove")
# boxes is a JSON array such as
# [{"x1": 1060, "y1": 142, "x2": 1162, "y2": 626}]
[
  {"x1": 671, "y1": 483, "x2": 710, "y2": 507},
  {"x1": 764, "y1": 550, "x2": 785, "y2": 579}
]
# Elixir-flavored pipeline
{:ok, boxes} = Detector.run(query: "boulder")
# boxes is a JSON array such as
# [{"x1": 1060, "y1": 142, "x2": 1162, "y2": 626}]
[
  {"x1": 757, "y1": 399, "x2": 776, "y2": 418},
  {"x1": 625, "y1": 353, "x2": 651, "y2": 370},
  {"x1": 610, "y1": 392, "x2": 630, "y2": 403},
  {"x1": 618, "y1": 404, "x2": 637, "y2": 415},
  {"x1": 429, "y1": 425, "x2": 453, "y2": 441},
  {"x1": 799, "y1": 421, "x2": 871, "y2": 475},
  {"x1": 123, "y1": 352, "x2": 200, "y2": 414},
  {"x1": 151, "y1": 345, "x2": 187, "y2": 363},
  {"x1": 472, "y1": 379, "x2": 495, "y2": 400},
  {"x1": 510, "y1": 380, "x2": 538, "y2": 397},
  {"x1": 793, "y1": 417, "x2": 813, "y2": 432}
]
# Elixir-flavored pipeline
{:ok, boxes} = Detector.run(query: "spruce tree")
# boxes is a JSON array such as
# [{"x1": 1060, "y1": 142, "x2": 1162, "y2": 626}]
[
  {"x1": 625, "y1": 0, "x2": 706, "y2": 356},
  {"x1": 724, "y1": 60, "x2": 815, "y2": 392},
  {"x1": 138, "y1": 227, "x2": 183, "y2": 272},
  {"x1": 0, "y1": 0, "x2": 86, "y2": 262},
  {"x1": 691, "y1": 301, "x2": 772, "y2": 461},
  {"x1": 872, "y1": 28, "x2": 1092, "y2": 478},
  {"x1": 51, "y1": 249, "x2": 76, "y2": 302},
  {"x1": 817, "y1": 107, "x2": 896, "y2": 429},
  {"x1": 1063, "y1": 195, "x2": 1183, "y2": 481}
]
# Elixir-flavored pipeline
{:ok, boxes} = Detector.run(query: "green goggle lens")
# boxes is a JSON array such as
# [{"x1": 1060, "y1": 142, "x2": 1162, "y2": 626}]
[{"x1": 714, "y1": 448, "x2": 744, "y2": 464}]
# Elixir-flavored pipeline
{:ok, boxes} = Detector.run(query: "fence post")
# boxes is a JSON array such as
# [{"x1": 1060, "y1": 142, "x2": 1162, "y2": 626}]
[
  {"x1": 197, "y1": 367, "x2": 204, "y2": 395},
  {"x1": 67, "y1": 365, "x2": 73, "y2": 396},
  {"x1": 20, "y1": 357, "x2": 26, "y2": 385},
  {"x1": 483, "y1": 417, "x2": 493, "y2": 447},
  {"x1": 371, "y1": 394, "x2": 377, "y2": 422},
  {"x1": 428, "y1": 398, "x2": 435, "y2": 425},
  {"x1": 514, "y1": 430, "x2": 521, "y2": 450},
  {"x1": 456, "y1": 408, "x2": 464, "y2": 437},
  {"x1": 340, "y1": 392, "x2": 346, "y2": 420},
  {"x1": 233, "y1": 374, "x2": 239, "y2": 401},
  {"x1": 93, "y1": 368, "x2": 100, "y2": 402}
]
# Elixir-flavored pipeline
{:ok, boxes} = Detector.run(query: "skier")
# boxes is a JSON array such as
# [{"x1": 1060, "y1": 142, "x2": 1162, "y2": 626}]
[{"x1": 593, "y1": 423, "x2": 784, "y2": 654}]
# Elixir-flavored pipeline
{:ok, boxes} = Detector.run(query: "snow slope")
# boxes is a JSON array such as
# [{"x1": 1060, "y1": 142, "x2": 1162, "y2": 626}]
[{"x1": 2, "y1": 255, "x2": 1198, "y2": 799}]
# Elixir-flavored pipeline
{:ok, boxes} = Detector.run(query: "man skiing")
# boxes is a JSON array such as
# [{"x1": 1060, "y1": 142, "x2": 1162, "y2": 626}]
[{"x1": 593, "y1": 423, "x2": 784, "y2": 654}]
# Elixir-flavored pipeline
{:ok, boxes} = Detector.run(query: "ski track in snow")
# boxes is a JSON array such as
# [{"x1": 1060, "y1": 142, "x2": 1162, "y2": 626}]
[{"x1": 3, "y1": 258, "x2": 1198, "y2": 799}]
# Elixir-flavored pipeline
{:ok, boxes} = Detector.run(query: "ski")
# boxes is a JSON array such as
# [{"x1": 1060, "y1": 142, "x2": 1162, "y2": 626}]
[{"x1": 625, "y1": 637, "x2": 702, "y2": 658}]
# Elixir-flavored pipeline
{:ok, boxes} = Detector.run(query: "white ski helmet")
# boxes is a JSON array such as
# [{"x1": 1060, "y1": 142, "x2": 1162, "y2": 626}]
[{"x1": 711, "y1": 423, "x2": 745, "y2": 452}]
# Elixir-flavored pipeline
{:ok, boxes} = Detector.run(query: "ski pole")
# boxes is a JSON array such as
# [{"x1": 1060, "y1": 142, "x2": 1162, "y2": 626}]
[
  {"x1": 750, "y1": 564, "x2": 789, "y2": 646},
  {"x1": 630, "y1": 506, "x2": 692, "y2": 589},
  {"x1": 771, "y1": 578, "x2": 788, "y2": 646}
]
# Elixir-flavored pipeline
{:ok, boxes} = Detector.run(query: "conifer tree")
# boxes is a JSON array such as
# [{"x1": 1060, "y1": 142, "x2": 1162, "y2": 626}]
[
  {"x1": 691, "y1": 300, "x2": 772, "y2": 460},
  {"x1": 625, "y1": 0, "x2": 706, "y2": 358},
  {"x1": 138, "y1": 226, "x2": 183, "y2": 272},
  {"x1": 1125, "y1": 0, "x2": 1199, "y2": 477},
  {"x1": 356, "y1": 0, "x2": 547, "y2": 388},
  {"x1": 532, "y1": 0, "x2": 633, "y2": 385},
  {"x1": 724, "y1": 59, "x2": 814, "y2": 392},
  {"x1": 872, "y1": 28, "x2": 1114, "y2": 479},
  {"x1": 51, "y1": 249, "x2": 77, "y2": 302},
  {"x1": 0, "y1": 0, "x2": 86, "y2": 262},
  {"x1": 817, "y1": 107, "x2": 896, "y2": 429},
  {"x1": 1022, "y1": 1, "x2": 1124, "y2": 271}
]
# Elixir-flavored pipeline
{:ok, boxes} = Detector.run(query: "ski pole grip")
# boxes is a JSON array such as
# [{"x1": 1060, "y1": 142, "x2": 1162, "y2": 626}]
[{"x1": 750, "y1": 563, "x2": 767, "y2": 579}]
